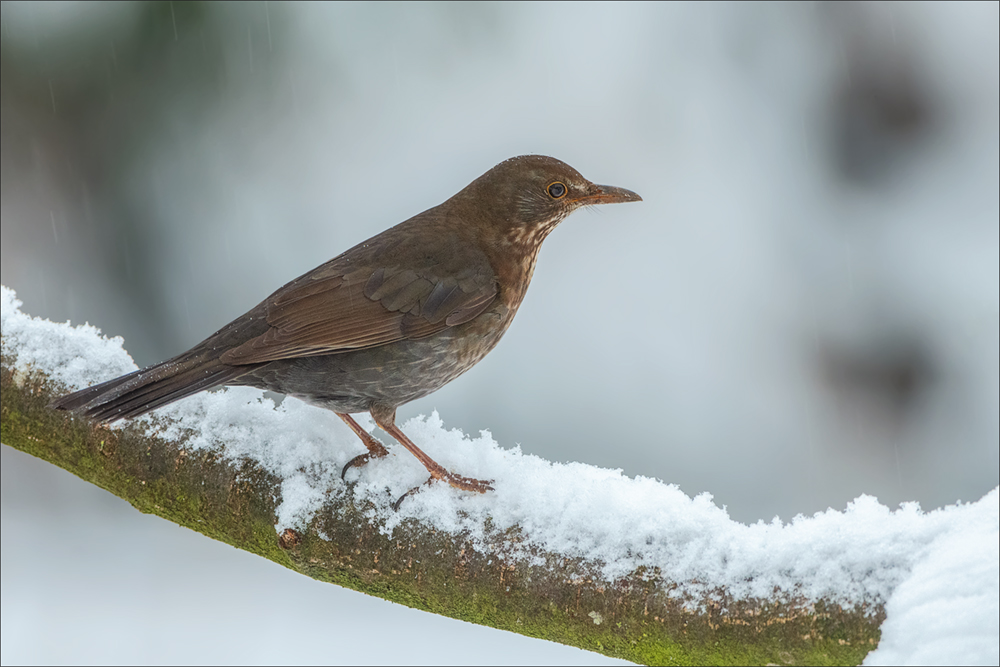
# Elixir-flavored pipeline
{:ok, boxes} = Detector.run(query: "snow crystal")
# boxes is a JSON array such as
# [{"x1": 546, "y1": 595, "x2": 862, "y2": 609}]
[{"x1": 3, "y1": 285, "x2": 998, "y2": 662}]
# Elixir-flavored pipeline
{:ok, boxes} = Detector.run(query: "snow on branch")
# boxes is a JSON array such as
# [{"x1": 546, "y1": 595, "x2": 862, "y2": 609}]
[{"x1": 1, "y1": 285, "x2": 996, "y2": 666}]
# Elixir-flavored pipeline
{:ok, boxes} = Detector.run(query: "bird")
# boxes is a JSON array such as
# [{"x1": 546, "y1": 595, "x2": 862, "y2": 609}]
[{"x1": 51, "y1": 155, "x2": 642, "y2": 504}]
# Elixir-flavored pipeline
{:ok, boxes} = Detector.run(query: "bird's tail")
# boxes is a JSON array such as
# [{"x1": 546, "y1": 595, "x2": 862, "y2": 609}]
[{"x1": 49, "y1": 351, "x2": 249, "y2": 423}]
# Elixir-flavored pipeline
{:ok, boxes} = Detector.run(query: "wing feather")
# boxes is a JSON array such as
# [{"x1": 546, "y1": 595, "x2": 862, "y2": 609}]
[{"x1": 220, "y1": 259, "x2": 497, "y2": 365}]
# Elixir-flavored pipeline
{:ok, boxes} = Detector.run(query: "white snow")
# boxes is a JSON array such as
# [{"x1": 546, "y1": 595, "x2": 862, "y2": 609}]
[
  {"x1": 3, "y1": 284, "x2": 998, "y2": 663},
  {"x1": 863, "y1": 493, "x2": 999, "y2": 666}
]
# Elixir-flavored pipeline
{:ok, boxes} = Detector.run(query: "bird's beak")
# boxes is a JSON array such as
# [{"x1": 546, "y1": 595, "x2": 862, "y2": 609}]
[{"x1": 574, "y1": 183, "x2": 643, "y2": 205}]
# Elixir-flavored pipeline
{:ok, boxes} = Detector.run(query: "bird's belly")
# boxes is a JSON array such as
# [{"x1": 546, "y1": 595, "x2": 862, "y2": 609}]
[{"x1": 234, "y1": 320, "x2": 507, "y2": 414}]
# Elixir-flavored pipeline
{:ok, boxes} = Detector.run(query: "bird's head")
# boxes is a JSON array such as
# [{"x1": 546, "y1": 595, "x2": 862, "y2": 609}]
[{"x1": 453, "y1": 155, "x2": 641, "y2": 251}]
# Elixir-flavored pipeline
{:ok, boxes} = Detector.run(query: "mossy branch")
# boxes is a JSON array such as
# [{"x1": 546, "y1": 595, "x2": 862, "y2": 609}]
[{"x1": 1, "y1": 347, "x2": 881, "y2": 666}]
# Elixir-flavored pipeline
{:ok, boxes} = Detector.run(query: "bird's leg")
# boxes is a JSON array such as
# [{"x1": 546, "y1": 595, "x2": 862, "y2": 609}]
[
  {"x1": 339, "y1": 413, "x2": 389, "y2": 481},
  {"x1": 369, "y1": 405, "x2": 494, "y2": 506}
]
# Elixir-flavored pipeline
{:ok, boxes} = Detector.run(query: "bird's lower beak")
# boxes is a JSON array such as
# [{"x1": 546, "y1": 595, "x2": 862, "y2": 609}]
[{"x1": 575, "y1": 184, "x2": 643, "y2": 205}]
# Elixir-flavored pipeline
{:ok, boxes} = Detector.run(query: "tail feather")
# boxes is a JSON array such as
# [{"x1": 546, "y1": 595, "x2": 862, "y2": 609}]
[
  {"x1": 48, "y1": 372, "x2": 143, "y2": 413},
  {"x1": 50, "y1": 354, "x2": 250, "y2": 423}
]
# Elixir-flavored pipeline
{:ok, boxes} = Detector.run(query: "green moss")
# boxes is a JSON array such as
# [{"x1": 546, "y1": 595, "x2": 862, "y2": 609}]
[{"x1": 1, "y1": 359, "x2": 880, "y2": 665}]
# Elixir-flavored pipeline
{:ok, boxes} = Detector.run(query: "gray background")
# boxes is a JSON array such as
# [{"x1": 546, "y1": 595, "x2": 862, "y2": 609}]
[{"x1": 2, "y1": 2, "x2": 997, "y2": 664}]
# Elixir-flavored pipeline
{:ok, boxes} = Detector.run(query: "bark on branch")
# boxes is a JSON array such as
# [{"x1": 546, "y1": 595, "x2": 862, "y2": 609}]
[{"x1": 1, "y1": 342, "x2": 881, "y2": 666}]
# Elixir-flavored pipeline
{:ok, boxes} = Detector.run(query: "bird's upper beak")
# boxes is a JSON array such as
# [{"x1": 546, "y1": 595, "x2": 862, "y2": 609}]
[{"x1": 574, "y1": 183, "x2": 643, "y2": 205}]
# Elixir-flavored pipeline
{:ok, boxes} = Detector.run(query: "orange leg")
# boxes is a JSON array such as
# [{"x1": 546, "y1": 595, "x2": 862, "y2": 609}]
[
  {"x1": 339, "y1": 413, "x2": 389, "y2": 480},
  {"x1": 369, "y1": 404, "x2": 493, "y2": 500}
]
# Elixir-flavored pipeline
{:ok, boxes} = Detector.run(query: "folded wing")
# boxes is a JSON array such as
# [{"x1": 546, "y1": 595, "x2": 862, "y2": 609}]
[{"x1": 220, "y1": 259, "x2": 497, "y2": 365}]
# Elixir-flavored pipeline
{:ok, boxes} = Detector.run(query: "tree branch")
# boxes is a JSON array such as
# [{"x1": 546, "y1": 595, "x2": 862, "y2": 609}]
[{"x1": 1, "y1": 318, "x2": 881, "y2": 667}]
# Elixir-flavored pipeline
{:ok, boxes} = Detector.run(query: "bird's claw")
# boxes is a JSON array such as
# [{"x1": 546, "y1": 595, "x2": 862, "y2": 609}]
[
  {"x1": 392, "y1": 472, "x2": 494, "y2": 511},
  {"x1": 341, "y1": 453, "x2": 375, "y2": 481},
  {"x1": 392, "y1": 482, "x2": 428, "y2": 511},
  {"x1": 439, "y1": 471, "x2": 495, "y2": 493}
]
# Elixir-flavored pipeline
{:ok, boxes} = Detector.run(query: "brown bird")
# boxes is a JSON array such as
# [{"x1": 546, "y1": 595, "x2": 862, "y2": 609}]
[{"x1": 51, "y1": 155, "x2": 641, "y2": 503}]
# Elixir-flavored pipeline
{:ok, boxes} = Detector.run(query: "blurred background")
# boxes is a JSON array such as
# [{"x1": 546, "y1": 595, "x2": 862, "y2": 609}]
[{"x1": 2, "y1": 1, "x2": 997, "y2": 664}]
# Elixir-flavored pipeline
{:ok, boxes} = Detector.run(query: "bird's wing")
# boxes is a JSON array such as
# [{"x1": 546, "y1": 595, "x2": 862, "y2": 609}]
[{"x1": 219, "y1": 257, "x2": 498, "y2": 365}]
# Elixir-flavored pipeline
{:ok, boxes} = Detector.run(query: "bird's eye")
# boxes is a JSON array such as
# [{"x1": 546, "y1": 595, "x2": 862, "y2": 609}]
[{"x1": 547, "y1": 182, "x2": 567, "y2": 199}]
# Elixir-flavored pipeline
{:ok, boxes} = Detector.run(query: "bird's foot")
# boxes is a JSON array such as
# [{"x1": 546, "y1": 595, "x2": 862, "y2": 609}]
[
  {"x1": 338, "y1": 413, "x2": 390, "y2": 482},
  {"x1": 392, "y1": 481, "x2": 429, "y2": 511},
  {"x1": 341, "y1": 452, "x2": 380, "y2": 481},
  {"x1": 436, "y1": 469, "x2": 495, "y2": 494},
  {"x1": 392, "y1": 471, "x2": 494, "y2": 510}
]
